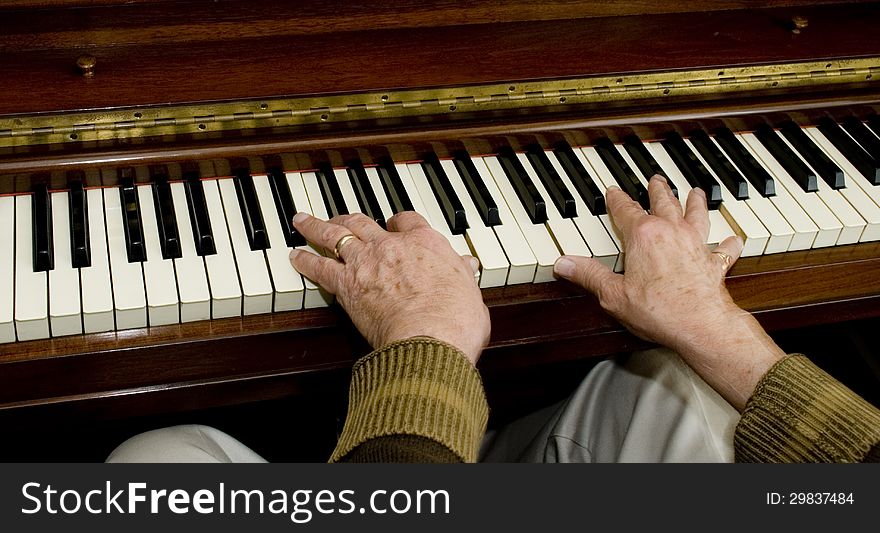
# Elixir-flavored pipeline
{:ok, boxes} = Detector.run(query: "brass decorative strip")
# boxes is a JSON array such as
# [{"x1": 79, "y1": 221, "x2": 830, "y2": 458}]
[{"x1": 1, "y1": 58, "x2": 878, "y2": 148}]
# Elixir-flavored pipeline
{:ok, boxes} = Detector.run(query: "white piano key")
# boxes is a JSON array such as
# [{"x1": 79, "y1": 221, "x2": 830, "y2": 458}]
[
  {"x1": 405, "y1": 163, "x2": 473, "y2": 258},
  {"x1": 469, "y1": 157, "x2": 537, "y2": 284},
  {"x1": 14, "y1": 195, "x2": 50, "y2": 340},
  {"x1": 548, "y1": 149, "x2": 620, "y2": 270},
  {"x1": 440, "y1": 159, "x2": 510, "y2": 287},
  {"x1": 297, "y1": 171, "x2": 336, "y2": 308},
  {"x1": 573, "y1": 147, "x2": 627, "y2": 270},
  {"x1": 80, "y1": 189, "x2": 114, "y2": 333},
  {"x1": 137, "y1": 184, "x2": 180, "y2": 326},
  {"x1": 201, "y1": 179, "x2": 244, "y2": 318},
  {"x1": 104, "y1": 188, "x2": 147, "y2": 329},
  {"x1": 364, "y1": 166, "x2": 396, "y2": 221},
  {"x1": 683, "y1": 138, "x2": 770, "y2": 256},
  {"x1": 742, "y1": 133, "x2": 843, "y2": 248},
  {"x1": 516, "y1": 152, "x2": 592, "y2": 258},
  {"x1": 253, "y1": 173, "x2": 305, "y2": 311},
  {"x1": 217, "y1": 177, "x2": 273, "y2": 315},
  {"x1": 48, "y1": 191, "x2": 83, "y2": 336},
  {"x1": 333, "y1": 168, "x2": 365, "y2": 215},
  {"x1": 805, "y1": 127, "x2": 880, "y2": 242},
  {"x1": 642, "y1": 143, "x2": 738, "y2": 247},
  {"x1": 735, "y1": 134, "x2": 818, "y2": 251},
  {"x1": 775, "y1": 130, "x2": 866, "y2": 244},
  {"x1": 481, "y1": 156, "x2": 559, "y2": 282},
  {"x1": 0, "y1": 197, "x2": 15, "y2": 343},
  {"x1": 169, "y1": 182, "x2": 211, "y2": 322},
  {"x1": 392, "y1": 163, "x2": 429, "y2": 214}
]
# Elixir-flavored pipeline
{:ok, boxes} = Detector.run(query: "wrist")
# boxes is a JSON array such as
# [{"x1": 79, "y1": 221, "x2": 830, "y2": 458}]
[
  {"x1": 382, "y1": 327, "x2": 484, "y2": 366},
  {"x1": 674, "y1": 307, "x2": 785, "y2": 410}
]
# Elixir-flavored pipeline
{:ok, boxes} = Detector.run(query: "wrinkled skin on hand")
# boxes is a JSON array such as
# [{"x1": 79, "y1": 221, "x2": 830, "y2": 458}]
[{"x1": 289, "y1": 211, "x2": 489, "y2": 365}]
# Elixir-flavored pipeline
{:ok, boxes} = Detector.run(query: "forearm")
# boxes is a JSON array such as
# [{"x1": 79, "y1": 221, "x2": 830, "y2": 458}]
[
  {"x1": 330, "y1": 337, "x2": 489, "y2": 463},
  {"x1": 672, "y1": 306, "x2": 786, "y2": 412}
]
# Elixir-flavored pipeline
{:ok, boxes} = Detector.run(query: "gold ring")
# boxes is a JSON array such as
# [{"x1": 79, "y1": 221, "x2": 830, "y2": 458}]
[
  {"x1": 333, "y1": 234, "x2": 357, "y2": 262},
  {"x1": 711, "y1": 250, "x2": 732, "y2": 269}
]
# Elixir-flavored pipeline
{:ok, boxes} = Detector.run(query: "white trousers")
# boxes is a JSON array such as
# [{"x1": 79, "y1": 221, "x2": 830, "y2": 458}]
[
  {"x1": 480, "y1": 348, "x2": 739, "y2": 462},
  {"x1": 107, "y1": 348, "x2": 738, "y2": 463}
]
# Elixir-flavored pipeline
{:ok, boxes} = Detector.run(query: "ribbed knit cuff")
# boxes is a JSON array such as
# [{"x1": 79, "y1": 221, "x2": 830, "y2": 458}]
[
  {"x1": 329, "y1": 337, "x2": 489, "y2": 463},
  {"x1": 735, "y1": 354, "x2": 880, "y2": 462}
]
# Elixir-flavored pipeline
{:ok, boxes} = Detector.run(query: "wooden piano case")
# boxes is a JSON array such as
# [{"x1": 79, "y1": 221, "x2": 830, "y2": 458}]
[{"x1": 1, "y1": 0, "x2": 880, "y2": 438}]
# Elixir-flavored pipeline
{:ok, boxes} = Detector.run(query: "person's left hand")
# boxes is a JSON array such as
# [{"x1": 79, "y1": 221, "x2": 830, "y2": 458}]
[{"x1": 289, "y1": 211, "x2": 490, "y2": 365}]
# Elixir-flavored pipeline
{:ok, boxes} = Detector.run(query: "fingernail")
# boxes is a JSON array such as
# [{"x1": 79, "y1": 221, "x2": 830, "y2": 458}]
[
  {"x1": 607, "y1": 185, "x2": 621, "y2": 192},
  {"x1": 651, "y1": 174, "x2": 667, "y2": 184},
  {"x1": 293, "y1": 212, "x2": 310, "y2": 224},
  {"x1": 469, "y1": 256, "x2": 480, "y2": 274},
  {"x1": 289, "y1": 248, "x2": 301, "y2": 261},
  {"x1": 554, "y1": 256, "x2": 576, "y2": 278},
  {"x1": 693, "y1": 187, "x2": 706, "y2": 198}
]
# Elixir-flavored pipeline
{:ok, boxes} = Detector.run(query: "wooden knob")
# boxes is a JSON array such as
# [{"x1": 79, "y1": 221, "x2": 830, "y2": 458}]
[
  {"x1": 792, "y1": 16, "x2": 809, "y2": 33},
  {"x1": 76, "y1": 54, "x2": 97, "y2": 77}
]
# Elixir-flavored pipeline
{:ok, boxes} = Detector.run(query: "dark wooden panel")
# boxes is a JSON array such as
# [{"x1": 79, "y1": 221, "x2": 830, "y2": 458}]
[{"x1": 1, "y1": 2, "x2": 878, "y2": 114}]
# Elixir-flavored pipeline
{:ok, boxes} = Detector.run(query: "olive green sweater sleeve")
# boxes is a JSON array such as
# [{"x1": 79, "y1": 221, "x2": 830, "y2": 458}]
[
  {"x1": 330, "y1": 337, "x2": 489, "y2": 463},
  {"x1": 735, "y1": 354, "x2": 880, "y2": 462}
]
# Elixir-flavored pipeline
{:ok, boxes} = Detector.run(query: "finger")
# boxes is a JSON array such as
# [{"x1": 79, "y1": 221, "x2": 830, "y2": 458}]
[
  {"x1": 289, "y1": 248, "x2": 343, "y2": 294},
  {"x1": 387, "y1": 211, "x2": 431, "y2": 233},
  {"x1": 605, "y1": 186, "x2": 648, "y2": 241},
  {"x1": 683, "y1": 188, "x2": 710, "y2": 242},
  {"x1": 553, "y1": 255, "x2": 624, "y2": 305},
  {"x1": 647, "y1": 174, "x2": 682, "y2": 220},
  {"x1": 293, "y1": 212, "x2": 363, "y2": 260},
  {"x1": 461, "y1": 254, "x2": 480, "y2": 275},
  {"x1": 711, "y1": 235, "x2": 744, "y2": 275},
  {"x1": 332, "y1": 213, "x2": 386, "y2": 242}
]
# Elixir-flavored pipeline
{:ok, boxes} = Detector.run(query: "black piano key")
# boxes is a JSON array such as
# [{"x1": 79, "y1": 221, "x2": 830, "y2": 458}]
[
  {"x1": 376, "y1": 158, "x2": 414, "y2": 214},
  {"x1": 688, "y1": 130, "x2": 749, "y2": 200},
  {"x1": 150, "y1": 166, "x2": 182, "y2": 260},
  {"x1": 754, "y1": 124, "x2": 818, "y2": 193},
  {"x1": 182, "y1": 165, "x2": 215, "y2": 256},
  {"x1": 622, "y1": 135, "x2": 678, "y2": 198},
  {"x1": 779, "y1": 121, "x2": 845, "y2": 189},
  {"x1": 497, "y1": 147, "x2": 547, "y2": 224},
  {"x1": 32, "y1": 184, "x2": 54, "y2": 272},
  {"x1": 421, "y1": 154, "x2": 468, "y2": 234},
  {"x1": 264, "y1": 161, "x2": 305, "y2": 247},
  {"x1": 453, "y1": 152, "x2": 500, "y2": 226},
  {"x1": 594, "y1": 138, "x2": 650, "y2": 210},
  {"x1": 525, "y1": 145, "x2": 577, "y2": 218},
  {"x1": 232, "y1": 166, "x2": 269, "y2": 250},
  {"x1": 661, "y1": 132, "x2": 723, "y2": 209},
  {"x1": 68, "y1": 178, "x2": 91, "y2": 268},
  {"x1": 714, "y1": 127, "x2": 775, "y2": 197},
  {"x1": 119, "y1": 171, "x2": 146, "y2": 263},
  {"x1": 841, "y1": 117, "x2": 880, "y2": 184},
  {"x1": 553, "y1": 141, "x2": 606, "y2": 215},
  {"x1": 346, "y1": 160, "x2": 386, "y2": 229},
  {"x1": 819, "y1": 118, "x2": 880, "y2": 185},
  {"x1": 316, "y1": 163, "x2": 348, "y2": 218}
]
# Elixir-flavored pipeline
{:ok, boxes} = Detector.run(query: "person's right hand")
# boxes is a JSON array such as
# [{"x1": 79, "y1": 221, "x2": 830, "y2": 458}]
[
  {"x1": 289, "y1": 211, "x2": 490, "y2": 365},
  {"x1": 553, "y1": 175, "x2": 785, "y2": 410}
]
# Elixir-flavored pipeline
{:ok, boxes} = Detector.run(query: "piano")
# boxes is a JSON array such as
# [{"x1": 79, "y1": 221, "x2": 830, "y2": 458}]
[{"x1": 2, "y1": 0, "x2": 880, "y2": 428}]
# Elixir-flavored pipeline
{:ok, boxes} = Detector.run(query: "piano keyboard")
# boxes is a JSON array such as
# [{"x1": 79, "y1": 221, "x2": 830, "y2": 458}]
[{"x1": 3, "y1": 117, "x2": 880, "y2": 343}]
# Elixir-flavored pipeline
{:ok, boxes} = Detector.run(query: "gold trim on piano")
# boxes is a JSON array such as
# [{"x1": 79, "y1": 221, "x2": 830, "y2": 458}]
[{"x1": 1, "y1": 58, "x2": 878, "y2": 148}]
